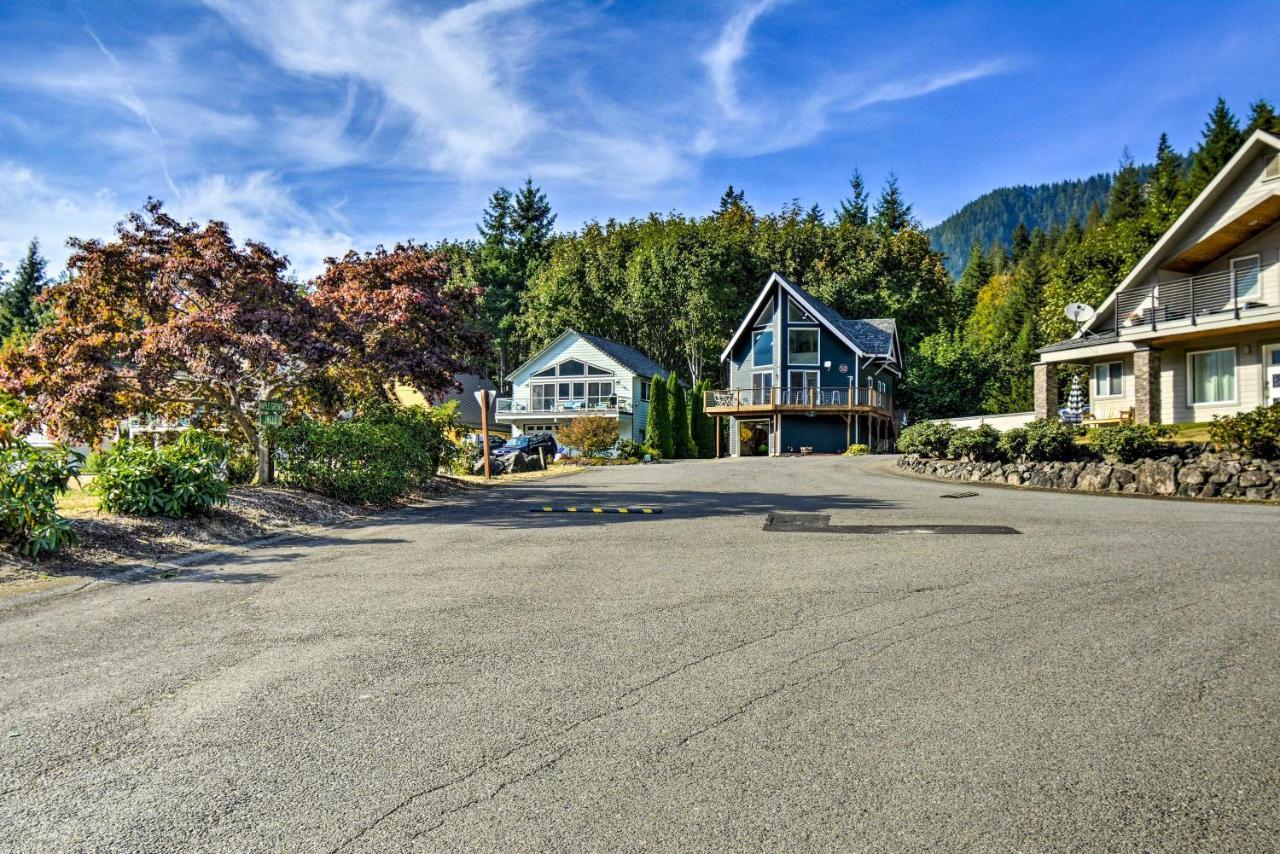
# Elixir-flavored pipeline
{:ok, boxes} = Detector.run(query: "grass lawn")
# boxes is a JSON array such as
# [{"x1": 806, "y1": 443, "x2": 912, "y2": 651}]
[{"x1": 57, "y1": 478, "x2": 99, "y2": 517}]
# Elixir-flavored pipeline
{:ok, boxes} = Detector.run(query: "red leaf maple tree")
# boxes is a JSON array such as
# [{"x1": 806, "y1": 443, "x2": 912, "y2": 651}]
[{"x1": 0, "y1": 202, "x2": 488, "y2": 481}]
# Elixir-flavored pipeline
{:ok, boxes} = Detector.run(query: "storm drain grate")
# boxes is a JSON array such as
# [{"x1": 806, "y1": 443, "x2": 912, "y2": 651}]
[
  {"x1": 763, "y1": 512, "x2": 1018, "y2": 535},
  {"x1": 940, "y1": 491, "x2": 980, "y2": 499}
]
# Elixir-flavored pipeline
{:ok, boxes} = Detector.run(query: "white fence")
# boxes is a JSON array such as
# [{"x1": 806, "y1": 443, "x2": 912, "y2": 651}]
[{"x1": 928, "y1": 411, "x2": 1035, "y2": 432}]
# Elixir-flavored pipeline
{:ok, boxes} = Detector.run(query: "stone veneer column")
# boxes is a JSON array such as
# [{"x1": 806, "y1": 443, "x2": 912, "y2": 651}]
[
  {"x1": 1133, "y1": 348, "x2": 1161, "y2": 424},
  {"x1": 1033, "y1": 361, "x2": 1058, "y2": 419}
]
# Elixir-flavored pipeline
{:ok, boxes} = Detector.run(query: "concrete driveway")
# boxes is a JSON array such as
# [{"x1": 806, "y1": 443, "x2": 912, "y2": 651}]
[{"x1": 2, "y1": 456, "x2": 1278, "y2": 852}]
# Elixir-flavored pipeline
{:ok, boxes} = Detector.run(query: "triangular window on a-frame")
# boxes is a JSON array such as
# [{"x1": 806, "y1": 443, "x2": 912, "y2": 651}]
[
  {"x1": 752, "y1": 296, "x2": 774, "y2": 327},
  {"x1": 787, "y1": 297, "x2": 816, "y2": 323}
]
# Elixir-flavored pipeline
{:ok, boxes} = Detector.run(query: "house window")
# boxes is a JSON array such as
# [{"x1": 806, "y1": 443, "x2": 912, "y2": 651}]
[
  {"x1": 752, "y1": 297, "x2": 774, "y2": 327},
  {"x1": 1232, "y1": 255, "x2": 1261, "y2": 301},
  {"x1": 1188, "y1": 347, "x2": 1236, "y2": 405},
  {"x1": 752, "y1": 330, "x2": 774, "y2": 367},
  {"x1": 558, "y1": 359, "x2": 586, "y2": 376},
  {"x1": 532, "y1": 383, "x2": 555, "y2": 411},
  {"x1": 788, "y1": 328, "x2": 819, "y2": 365},
  {"x1": 787, "y1": 297, "x2": 816, "y2": 323},
  {"x1": 586, "y1": 381, "x2": 614, "y2": 408},
  {"x1": 639, "y1": 380, "x2": 650, "y2": 402},
  {"x1": 1093, "y1": 361, "x2": 1123, "y2": 398}
]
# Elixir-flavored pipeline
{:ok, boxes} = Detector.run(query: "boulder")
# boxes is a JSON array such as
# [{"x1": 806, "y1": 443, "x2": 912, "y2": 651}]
[
  {"x1": 1076, "y1": 464, "x2": 1111, "y2": 492},
  {"x1": 1177, "y1": 464, "x2": 1207, "y2": 486},
  {"x1": 1135, "y1": 460, "x2": 1176, "y2": 495},
  {"x1": 1239, "y1": 469, "x2": 1271, "y2": 489}
]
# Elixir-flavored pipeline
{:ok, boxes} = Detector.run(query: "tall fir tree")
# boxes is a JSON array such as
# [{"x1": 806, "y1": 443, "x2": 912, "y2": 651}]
[
  {"x1": 871, "y1": 174, "x2": 916, "y2": 236},
  {"x1": 1244, "y1": 98, "x2": 1280, "y2": 135},
  {"x1": 0, "y1": 239, "x2": 48, "y2": 345},
  {"x1": 1146, "y1": 133, "x2": 1184, "y2": 228},
  {"x1": 478, "y1": 187, "x2": 514, "y2": 248},
  {"x1": 836, "y1": 170, "x2": 870, "y2": 228},
  {"x1": 1009, "y1": 222, "x2": 1031, "y2": 263},
  {"x1": 1106, "y1": 148, "x2": 1146, "y2": 223},
  {"x1": 953, "y1": 240, "x2": 993, "y2": 326},
  {"x1": 668, "y1": 372, "x2": 693, "y2": 459},
  {"x1": 1182, "y1": 98, "x2": 1243, "y2": 204},
  {"x1": 511, "y1": 177, "x2": 556, "y2": 278},
  {"x1": 645, "y1": 373, "x2": 673, "y2": 458}
]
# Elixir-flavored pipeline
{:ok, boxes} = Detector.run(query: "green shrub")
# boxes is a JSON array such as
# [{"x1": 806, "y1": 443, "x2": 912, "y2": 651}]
[
  {"x1": 946, "y1": 425, "x2": 1001, "y2": 461},
  {"x1": 272, "y1": 403, "x2": 455, "y2": 504},
  {"x1": 92, "y1": 430, "x2": 229, "y2": 518},
  {"x1": 1208, "y1": 403, "x2": 1280, "y2": 458},
  {"x1": 450, "y1": 441, "x2": 482, "y2": 476},
  {"x1": 1022, "y1": 418, "x2": 1081, "y2": 462},
  {"x1": 897, "y1": 421, "x2": 955, "y2": 457},
  {"x1": 83, "y1": 449, "x2": 106, "y2": 474},
  {"x1": 997, "y1": 427, "x2": 1029, "y2": 461},
  {"x1": 0, "y1": 441, "x2": 83, "y2": 557},
  {"x1": 843, "y1": 443, "x2": 870, "y2": 456},
  {"x1": 558, "y1": 415, "x2": 620, "y2": 457},
  {"x1": 1089, "y1": 423, "x2": 1176, "y2": 462},
  {"x1": 225, "y1": 448, "x2": 257, "y2": 485}
]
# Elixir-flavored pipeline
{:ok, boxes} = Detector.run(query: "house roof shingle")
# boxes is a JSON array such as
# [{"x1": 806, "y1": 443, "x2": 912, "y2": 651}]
[
  {"x1": 577, "y1": 332, "x2": 676, "y2": 380},
  {"x1": 785, "y1": 278, "x2": 898, "y2": 357}
]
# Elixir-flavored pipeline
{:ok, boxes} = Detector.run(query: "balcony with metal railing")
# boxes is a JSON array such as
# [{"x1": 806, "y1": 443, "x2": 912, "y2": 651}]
[
  {"x1": 1111, "y1": 261, "x2": 1273, "y2": 334},
  {"x1": 703, "y1": 386, "x2": 894, "y2": 417},
  {"x1": 496, "y1": 395, "x2": 633, "y2": 418}
]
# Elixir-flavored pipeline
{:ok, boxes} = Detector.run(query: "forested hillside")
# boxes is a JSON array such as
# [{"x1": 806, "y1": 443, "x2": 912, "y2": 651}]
[
  {"x1": 928, "y1": 175, "x2": 1113, "y2": 277},
  {"x1": 435, "y1": 97, "x2": 1279, "y2": 424}
]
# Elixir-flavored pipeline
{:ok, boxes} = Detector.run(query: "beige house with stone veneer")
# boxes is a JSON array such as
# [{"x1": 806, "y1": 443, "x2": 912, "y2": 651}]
[{"x1": 1035, "y1": 129, "x2": 1280, "y2": 425}]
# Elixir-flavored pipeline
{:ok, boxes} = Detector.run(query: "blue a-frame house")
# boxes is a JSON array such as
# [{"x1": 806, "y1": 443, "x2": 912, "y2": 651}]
[{"x1": 704, "y1": 273, "x2": 903, "y2": 456}]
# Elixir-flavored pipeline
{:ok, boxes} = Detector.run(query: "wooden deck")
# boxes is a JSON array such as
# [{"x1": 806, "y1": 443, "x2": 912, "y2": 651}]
[{"x1": 703, "y1": 387, "x2": 894, "y2": 418}]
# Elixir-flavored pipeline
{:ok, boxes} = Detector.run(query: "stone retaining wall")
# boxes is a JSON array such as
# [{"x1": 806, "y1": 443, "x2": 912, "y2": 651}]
[{"x1": 897, "y1": 452, "x2": 1280, "y2": 501}]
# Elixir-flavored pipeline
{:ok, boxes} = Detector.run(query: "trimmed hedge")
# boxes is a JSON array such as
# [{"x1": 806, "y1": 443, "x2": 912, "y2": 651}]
[
  {"x1": 946, "y1": 425, "x2": 1001, "y2": 461},
  {"x1": 897, "y1": 421, "x2": 955, "y2": 458},
  {"x1": 1089, "y1": 423, "x2": 1176, "y2": 463},
  {"x1": 1209, "y1": 403, "x2": 1280, "y2": 459},
  {"x1": 273, "y1": 403, "x2": 455, "y2": 505}
]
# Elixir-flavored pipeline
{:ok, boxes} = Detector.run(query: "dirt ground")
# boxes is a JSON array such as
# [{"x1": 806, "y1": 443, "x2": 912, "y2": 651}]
[{"x1": 0, "y1": 478, "x2": 476, "y2": 597}]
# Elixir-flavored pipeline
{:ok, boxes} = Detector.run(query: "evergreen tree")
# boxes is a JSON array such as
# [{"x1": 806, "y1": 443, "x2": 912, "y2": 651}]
[
  {"x1": 1009, "y1": 221, "x2": 1031, "y2": 262},
  {"x1": 0, "y1": 239, "x2": 48, "y2": 345},
  {"x1": 645, "y1": 373, "x2": 673, "y2": 458},
  {"x1": 716, "y1": 185, "x2": 750, "y2": 216},
  {"x1": 1106, "y1": 148, "x2": 1146, "y2": 223},
  {"x1": 952, "y1": 240, "x2": 992, "y2": 326},
  {"x1": 836, "y1": 170, "x2": 869, "y2": 228},
  {"x1": 1182, "y1": 98, "x2": 1243, "y2": 203},
  {"x1": 872, "y1": 174, "x2": 916, "y2": 236},
  {"x1": 511, "y1": 177, "x2": 556, "y2": 277},
  {"x1": 1146, "y1": 133, "x2": 1184, "y2": 227},
  {"x1": 668, "y1": 372, "x2": 693, "y2": 458},
  {"x1": 478, "y1": 187, "x2": 514, "y2": 248},
  {"x1": 1245, "y1": 99, "x2": 1280, "y2": 135}
]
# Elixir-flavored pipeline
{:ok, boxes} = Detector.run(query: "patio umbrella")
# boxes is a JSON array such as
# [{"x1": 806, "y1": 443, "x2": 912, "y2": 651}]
[{"x1": 1061, "y1": 373, "x2": 1085, "y2": 424}]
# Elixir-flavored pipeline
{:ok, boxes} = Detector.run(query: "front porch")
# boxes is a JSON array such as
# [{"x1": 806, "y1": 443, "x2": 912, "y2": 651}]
[{"x1": 705, "y1": 386, "x2": 899, "y2": 457}]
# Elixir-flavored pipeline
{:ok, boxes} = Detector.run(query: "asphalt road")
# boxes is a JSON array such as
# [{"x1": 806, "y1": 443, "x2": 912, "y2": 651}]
[{"x1": 2, "y1": 457, "x2": 1278, "y2": 852}]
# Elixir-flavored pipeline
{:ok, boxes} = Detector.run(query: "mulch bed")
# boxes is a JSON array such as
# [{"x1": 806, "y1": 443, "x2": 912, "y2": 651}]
[{"x1": 1, "y1": 478, "x2": 474, "y2": 589}]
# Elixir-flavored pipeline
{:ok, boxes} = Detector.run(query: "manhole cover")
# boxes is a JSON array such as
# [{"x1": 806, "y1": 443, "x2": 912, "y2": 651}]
[{"x1": 764, "y1": 513, "x2": 1017, "y2": 535}]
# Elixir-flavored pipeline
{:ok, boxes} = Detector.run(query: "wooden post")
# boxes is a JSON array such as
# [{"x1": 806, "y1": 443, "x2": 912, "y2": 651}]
[
  {"x1": 715, "y1": 416, "x2": 721, "y2": 458},
  {"x1": 480, "y1": 391, "x2": 492, "y2": 481},
  {"x1": 845, "y1": 414, "x2": 851, "y2": 448}
]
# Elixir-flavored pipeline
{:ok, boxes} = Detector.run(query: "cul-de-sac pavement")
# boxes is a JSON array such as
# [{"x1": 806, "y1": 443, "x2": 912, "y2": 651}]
[{"x1": 2, "y1": 456, "x2": 1277, "y2": 852}]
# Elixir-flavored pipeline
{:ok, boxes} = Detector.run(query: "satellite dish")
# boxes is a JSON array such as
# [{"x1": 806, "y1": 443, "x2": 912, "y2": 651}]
[{"x1": 1064, "y1": 302, "x2": 1096, "y2": 333}]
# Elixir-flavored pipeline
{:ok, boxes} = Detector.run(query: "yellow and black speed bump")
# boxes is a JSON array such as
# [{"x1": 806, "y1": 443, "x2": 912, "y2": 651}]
[{"x1": 529, "y1": 506, "x2": 662, "y2": 514}]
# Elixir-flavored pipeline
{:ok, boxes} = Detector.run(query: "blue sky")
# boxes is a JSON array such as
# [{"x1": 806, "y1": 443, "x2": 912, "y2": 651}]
[{"x1": 1, "y1": 0, "x2": 1276, "y2": 277}]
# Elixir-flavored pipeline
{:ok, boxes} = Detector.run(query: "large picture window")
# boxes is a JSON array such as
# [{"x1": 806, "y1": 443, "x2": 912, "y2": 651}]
[
  {"x1": 1189, "y1": 348, "x2": 1236, "y2": 405},
  {"x1": 788, "y1": 328, "x2": 819, "y2": 365},
  {"x1": 1093, "y1": 361, "x2": 1122, "y2": 398},
  {"x1": 752, "y1": 330, "x2": 774, "y2": 366}
]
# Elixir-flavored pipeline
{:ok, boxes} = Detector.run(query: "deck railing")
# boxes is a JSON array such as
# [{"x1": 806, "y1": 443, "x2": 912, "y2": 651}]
[
  {"x1": 1113, "y1": 261, "x2": 1272, "y2": 333},
  {"x1": 703, "y1": 386, "x2": 893, "y2": 414},
  {"x1": 496, "y1": 395, "x2": 632, "y2": 416}
]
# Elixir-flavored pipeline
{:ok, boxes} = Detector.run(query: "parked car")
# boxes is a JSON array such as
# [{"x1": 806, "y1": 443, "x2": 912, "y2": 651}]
[{"x1": 491, "y1": 433, "x2": 558, "y2": 459}]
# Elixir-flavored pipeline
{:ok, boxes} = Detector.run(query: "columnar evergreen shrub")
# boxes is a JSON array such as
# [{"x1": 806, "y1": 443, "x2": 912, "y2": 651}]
[
  {"x1": 668, "y1": 373, "x2": 693, "y2": 459},
  {"x1": 946, "y1": 425, "x2": 1001, "y2": 461},
  {"x1": 1209, "y1": 403, "x2": 1280, "y2": 458},
  {"x1": 92, "y1": 430, "x2": 229, "y2": 518},
  {"x1": 896, "y1": 421, "x2": 955, "y2": 457},
  {"x1": 690, "y1": 380, "x2": 715, "y2": 458},
  {"x1": 1090, "y1": 423, "x2": 1176, "y2": 462},
  {"x1": 273, "y1": 403, "x2": 455, "y2": 505},
  {"x1": 645, "y1": 374, "x2": 673, "y2": 459}
]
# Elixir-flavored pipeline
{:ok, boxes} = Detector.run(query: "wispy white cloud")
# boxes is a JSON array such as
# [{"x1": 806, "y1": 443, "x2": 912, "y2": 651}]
[
  {"x1": 0, "y1": 163, "x2": 122, "y2": 272},
  {"x1": 703, "y1": 0, "x2": 780, "y2": 121}
]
